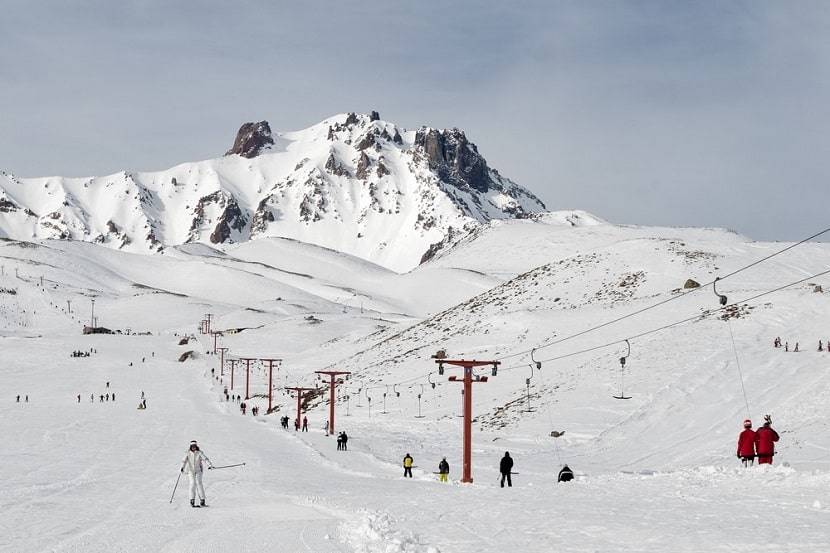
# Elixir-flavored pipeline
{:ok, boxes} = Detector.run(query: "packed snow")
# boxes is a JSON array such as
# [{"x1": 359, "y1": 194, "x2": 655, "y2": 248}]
[{"x1": 1, "y1": 217, "x2": 829, "y2": 552}]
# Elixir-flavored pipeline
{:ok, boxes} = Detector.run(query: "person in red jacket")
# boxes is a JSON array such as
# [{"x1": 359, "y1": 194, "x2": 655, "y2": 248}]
[
  {"x1": 755, "y1": 415, "x2": 780, "y2": 465},
  {"x1": 736, "y1": 419, "x2": 756, "y2": 466}
]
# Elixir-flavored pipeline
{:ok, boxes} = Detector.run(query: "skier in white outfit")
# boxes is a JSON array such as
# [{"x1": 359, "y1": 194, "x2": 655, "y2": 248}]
[{"x1": 180, "y1": 440, "x2": 213, "y2": 507}]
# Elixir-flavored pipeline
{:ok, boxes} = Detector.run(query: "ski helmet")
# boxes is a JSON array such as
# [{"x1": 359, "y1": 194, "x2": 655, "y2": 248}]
[{"x1": 743, "y1": 419, "x2": 752, "y2": 428}]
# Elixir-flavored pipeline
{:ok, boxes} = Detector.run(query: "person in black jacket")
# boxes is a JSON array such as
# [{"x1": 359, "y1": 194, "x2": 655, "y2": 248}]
[
  {"x1": 499, "y1": 452, "x2": 513, "y2": 487},
  {"x1": 557, "y1": 465, "x2": 574, "y2": 482}
]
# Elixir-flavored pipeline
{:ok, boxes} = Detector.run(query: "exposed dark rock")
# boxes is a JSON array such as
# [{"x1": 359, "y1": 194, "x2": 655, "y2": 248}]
[
  {"x1": 178, "y1": 350, "x2": 196, "y2": 362},
  {"x1": 250, "y1": 196, "x2": 276, "y2": 235},
  {"x1": 420, "y1": 227, "x2": 466, "y2": 264},
  {"x1": 190, "y1": 191, "x2": 248, "y2": 244},
  {"x1": 0, "y1": 198, "x2": 19, "y2": 213},
  {"x1": 344, "y1": 113, "x2": 359, "y2": 126},
  {"x1": 369, "y1": 110, "x2": 380, "y2": 121},
  {"x1": 376, "y1": 160, "x2": 390, "y2": 178},
  {"x1": 684, "y1": 279, "x2": 701, "y2": 289},
  {"x1": 225, "y1": 121, "x2": 274, "y2": 158},
  {"x1": 356, "y1": 152, "x2": 371, "y2": 180},
  {"x1": 414, "y1": 127, "x2": 491, "y2": 193},
  {"x1": 325, "y1": 152, "x2": 349, "y2": 177},
  {"x1": 356, "y1": 132, "x2": 376, "y2": 151},
  {"x1": 392, "y1": 129, "x2": 403, "y2": 145}
]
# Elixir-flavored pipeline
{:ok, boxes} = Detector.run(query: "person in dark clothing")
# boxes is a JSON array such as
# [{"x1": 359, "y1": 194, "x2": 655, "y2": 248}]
[
  {"x1": 403, "y1": 453, "x2": 414, "y2": 477},
  {"x1": 438, "y1": 458, "x2": 450, "y2": 482},
  {"x1": 336, "y1": 432, "x2": 343, "y2": 450},
  {"x1": 558, "y1": 465, "x2": 574, "y2": 482},
  {"x1": 340, "y1": 431, "x2": 348, "y2": 451},
  {"x1": 302, "y1": 416, "x2": 308, "y2": 432},
  {"x1": 500, "y1": 452, "x2": 514, "y2": 487}
]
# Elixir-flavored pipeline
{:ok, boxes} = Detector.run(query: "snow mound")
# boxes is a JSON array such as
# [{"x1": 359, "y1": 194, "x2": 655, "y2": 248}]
[{"x1": 340, "y1": 511, "x2": 440, "y2": 553}]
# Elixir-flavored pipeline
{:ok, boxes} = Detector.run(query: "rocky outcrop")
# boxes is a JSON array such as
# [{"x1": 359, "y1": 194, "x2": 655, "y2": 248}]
[
  {"x1": 190, "y1": 191, "x2": 248, "y2": 244},
  {"x1": 325, "y1": 152, "x2": 349, "y2": 177},
  {"x1": 356, "y1": 152, "x2": 371, "y2": 180},
  {"x1": 414, "y1": 128, "x2": 491, "y2": 193},
  {"x1": 225, "y1": 121, "x2": 274, "y2": 158}
]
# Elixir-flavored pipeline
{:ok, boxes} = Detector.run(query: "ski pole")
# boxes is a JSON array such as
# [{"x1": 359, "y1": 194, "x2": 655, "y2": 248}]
[
  {"x1": 169, "y1": 471, "x2": 182, "y2": 504},
  {"x1": 209, "y1": 463, "x2": 246, "y2": 470}
]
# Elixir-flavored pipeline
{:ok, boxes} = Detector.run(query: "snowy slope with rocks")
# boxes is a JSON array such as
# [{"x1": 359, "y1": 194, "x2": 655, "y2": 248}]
[
  {"x1": 2, "y1": 215, "x2": 830, "y2": 552},
  {"x1": 0, "y1": 112, "x2": 545, "y2": 272}
]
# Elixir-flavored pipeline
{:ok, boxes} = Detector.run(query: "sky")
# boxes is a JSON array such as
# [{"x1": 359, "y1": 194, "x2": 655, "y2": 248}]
[{"x1": 1, "y1": 1, "x2": 828, "y2": 241}]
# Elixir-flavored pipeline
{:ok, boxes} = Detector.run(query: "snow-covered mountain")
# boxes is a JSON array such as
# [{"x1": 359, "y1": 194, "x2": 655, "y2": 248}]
[{"x1": 0, "y1": 112, "x2": 545, "y2": 272}]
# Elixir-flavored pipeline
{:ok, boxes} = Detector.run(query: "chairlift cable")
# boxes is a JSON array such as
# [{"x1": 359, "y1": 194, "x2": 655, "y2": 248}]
[
  {"x1": 496, "y1": 226, "x2": 830, "y2": 363},
  {"x1": 727, "y1": 319, "x2": 752, "y2": 419},
  {"x1": 497, "y1": 267, "x2": 830, "y2": 372}
]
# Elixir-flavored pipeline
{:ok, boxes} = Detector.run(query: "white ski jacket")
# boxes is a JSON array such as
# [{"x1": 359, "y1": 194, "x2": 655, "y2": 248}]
[{"x1": 181, "y1": 450, "x2": 212, "y2": 475}]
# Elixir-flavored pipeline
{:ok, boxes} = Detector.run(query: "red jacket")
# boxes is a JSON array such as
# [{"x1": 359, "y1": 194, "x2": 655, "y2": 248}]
[
  {"x1": 737, "y1": 429, "x2": 756, "y2": 457},
  {"x1": 755, "y1": 425, "x2": 779, "y2": 457}
]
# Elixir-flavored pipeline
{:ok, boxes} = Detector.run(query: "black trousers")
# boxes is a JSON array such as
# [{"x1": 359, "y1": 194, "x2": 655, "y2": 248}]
[
  {"x1": 404, "y1": 467, "x2": 413, "y2": 477},
  {"x1": 501, "y1": 473, "x2": 512, "y2": 487}
]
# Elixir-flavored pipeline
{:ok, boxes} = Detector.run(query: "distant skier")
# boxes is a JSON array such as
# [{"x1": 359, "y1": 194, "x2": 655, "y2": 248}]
[
  {"x1": 736, "y1": 419, "x2": 757, "y2": 466},
  {"x1": 100, "y1": 394, "x2": 104, "y2": 402},
  {"x1": 340, "y1": 431, "x2": 348, "y2": 451},
  {"x1": 500, "y1": 452, "x2": 514, "y2": 488},
  {"x1": 16, "y1": 395, "x2": 20, "y2": 403},
  {"x1": 180, "y1": 440, "x2": 213, "y2": 507},
  {"x1": 403, "y1": 453, "x2": 414, "y2": 477},
  {"x1": 302, "y1": 416, "x2": 308, "y2": 432},
  {"x1": 106, "y1": 393, "x2": 109, "y2": 402},
  {"x1": 819, "y1": 340, "x2": 824, "y2": 352},
  {"x1": 755, "y1": 415, "x2": 780, "y2": 465},
  {"x1": 785, "y1": 342, "x2": 789, "y2": 352},
  {"x1": 558, "y1": 465, "x2": 574, "y2": 482},
  {"x1": 324, "y1": 420, "x2": 329, "y2": 435},
  {"x1": 438, "y1": 457, "x2": 449, "y2": 482},
  {"x1": 794, "y1": 342, "x2": 800, "y2": 352},
  {"x1": 106, "y1": 382, "x2": 110, "y2": 388},
  {"x1": 112, "y1": 393, "x2": 115, "y2": 402},
  {"x1": 90, "y1": 394, "x2": 94, "y2": 402},
  {"x1": 77, "y1": 394, "x2": 81, "y2": 403}
]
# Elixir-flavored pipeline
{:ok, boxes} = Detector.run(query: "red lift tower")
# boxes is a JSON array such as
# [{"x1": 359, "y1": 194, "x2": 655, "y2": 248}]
[
  {"x1": 314, "y1": 370, "x2": 351, "y2": 435},
  {"x1": 210, "y1": 331, "x2": 221, "y2": 354},
  {"x1": 240, "y1": 358, "x2": 257, "y2": 399},
  {"x1": 437, "y1": 359, "x2": 499, "y2": 484},
  {"x1": 285, "y1": 387, "x2": 314, "y2": 429},
  {"x1": 204, "y1": 313, "x2": 213, "y2": 334},
  {"x1": 260, "y1": 358, "x2": 282, "y2": 413},
  {"x1": 216, "y1": 347, "x2": 229, "y2": 377},
  {"x1": 228, "y1": 359, "x2": 239, "y2": 390}
]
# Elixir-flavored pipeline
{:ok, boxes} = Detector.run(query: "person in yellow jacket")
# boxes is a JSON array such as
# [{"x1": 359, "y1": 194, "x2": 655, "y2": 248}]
[{"x1": 403, "y1": 453, "x2": 414, "y2": 478}]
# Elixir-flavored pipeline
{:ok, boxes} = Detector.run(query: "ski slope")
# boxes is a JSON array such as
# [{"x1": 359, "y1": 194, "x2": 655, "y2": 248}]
[{"x1": 2, "y1": 218, "x2": 830, "y2": 552}]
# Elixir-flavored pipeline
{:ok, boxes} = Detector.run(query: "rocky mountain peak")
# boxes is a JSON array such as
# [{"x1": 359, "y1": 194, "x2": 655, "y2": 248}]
[
  {"x1": 225, "y1": 121, "x2": 274, "y2": 158},
  {"x1": 414, "y1": 127, "x2": 491, "y2": 193}
]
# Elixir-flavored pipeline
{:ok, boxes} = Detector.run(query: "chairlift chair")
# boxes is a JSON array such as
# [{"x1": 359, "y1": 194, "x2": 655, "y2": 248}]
[{"x1": 613, "y1": 339, "x2": 633, "y2": 400}]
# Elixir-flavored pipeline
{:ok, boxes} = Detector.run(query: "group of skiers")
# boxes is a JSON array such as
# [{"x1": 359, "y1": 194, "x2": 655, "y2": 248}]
[
  {"x1": 773, "y1": 337, "x2": 830, "y2": 353},
  {"x1": 398, "y1": 451, "x2": 574, "y2": 485},
  {"x1": 336, "y1": 431, "x2": 349, "y2": 450},
  {"x1": 15, "y1": 394, "x2": 29, "y2": 403},
  {"x1": 70, "y1": 350, "x2": 92, "y2": 357},
  {"x1": 736, "y1": 415, "x2": 780, "y2": 466}
]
